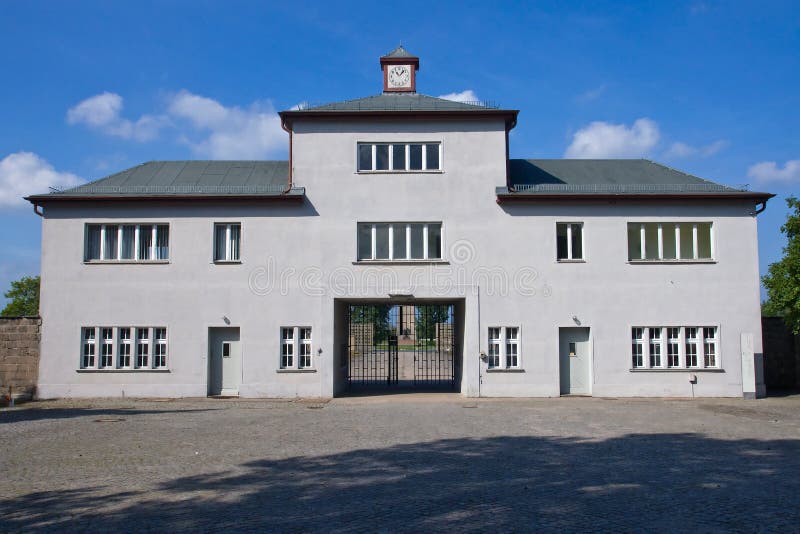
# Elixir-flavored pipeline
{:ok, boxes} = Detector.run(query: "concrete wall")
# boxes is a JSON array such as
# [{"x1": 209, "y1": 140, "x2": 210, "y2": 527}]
[
  {"x1": 0, "y1": 317, "x2": 41, "y2": 400},
  {"x1": 35, "y1": 117, "x2": 766, "y2": 398}
]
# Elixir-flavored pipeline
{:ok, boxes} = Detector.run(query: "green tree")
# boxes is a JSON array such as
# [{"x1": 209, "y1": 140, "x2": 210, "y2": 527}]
[
  {"x1": 1, "y1": 275, "x2": 40, "y2": 317},
  {"x1": 349, "y1": 304, "x2": 392, "y2": 343},
  {"x1": 415, "y1": 305, "x2": 450, "y2": 343},
  {"x1": 762, "y1": 196, "x2": 800, "y2": 333}
]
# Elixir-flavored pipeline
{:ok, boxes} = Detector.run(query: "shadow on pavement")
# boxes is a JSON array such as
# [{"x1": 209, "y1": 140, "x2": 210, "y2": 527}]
[{"x1": 1, "y1": 432, "x2": 799, "y2": 531}]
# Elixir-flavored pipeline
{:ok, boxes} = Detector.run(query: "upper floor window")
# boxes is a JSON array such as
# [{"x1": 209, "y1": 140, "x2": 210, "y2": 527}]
[
  {"x1": 357, "y1": 222, "x2": 442, "y2": 261},
  {"x1": 627, "y1": 222, "x2": 713, "y2": 262},
  {"x1": 85, "y1": 224, "x2": 169, "y2": 262},
  {"x1": 357, "y1": 142, "x2": 441, "y2": 172},
  {"x1": 556, "y1": 222, "x2": 583, "y2": 261},
  {"x1": 214, "y1": 223, "x2": 241, "y2": 262}
]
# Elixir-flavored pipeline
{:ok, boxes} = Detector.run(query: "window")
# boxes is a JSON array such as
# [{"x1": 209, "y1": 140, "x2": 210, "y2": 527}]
[
  {"x1": 85, "y1": 224, "x2": 169, "y2": 262},
  {"x1": 685, "y1": 327, "x2": 699, "y2": 367},
  {"x1": 100, "y1": 328, "x2": 114, "y2": 368},
  {"x1": 648, "y1": 327, "x2": 662, "y2": 367},
  {"x1": 78, "y1": 327, "x2": 167, "y2": 370},
  {"x1": 667, "y1": 327, "x2": 680, "y2": 368},
  {"x1": 118, "y1": 328, "x2": 132, "y2": 368},
  {"x1": 627, "y1": 222, "x2": 713, "y2": 261},
  {"x1": 214, "y1": 223, "x2": 241, "y2": 262},
  {"x1": 631, "y1": 328, "x2": 644, "y2": 368},
  {"x1": 487, "y1": 327, "x2": 521, "y2": 369},
  {"x1": 280, "y1": 326, "x2": 313, "y2": 370},
  {"x1": 703, "y1": 327, "x2": 718, "y2": 367},
  {"x1": 357, "y1": 142, "x2": 441, "y2": 172},
  {"x1": 631, "y1": 326, "x2": 719, "y2": 369},
  {"x1": 136, "y1": 328, "x2": 150, "y2": 368},
  {"x1": 299, "y1": 328, "x2": 312, "y2": 369},
  {"x1": 556, "y1": 223, "x2": 583, "y2": 261},
  {"x1": 357, "y1": 222, "x2": 443, "y2": 261},
  {"x1": 154, "y1": 328, "x2": 167, "y2": 368},
  {"x1": 82, "y1": 327, "x2": 96, "y2": 368}
]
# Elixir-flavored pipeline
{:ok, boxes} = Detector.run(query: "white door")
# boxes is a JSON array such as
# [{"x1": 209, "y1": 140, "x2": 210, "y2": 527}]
[
  {"x1": 559, "y1": 327, "x2": 591, "y2": 395},
  {"x1": 209, "y1": 327, "x2": 241, "y2": 396}
]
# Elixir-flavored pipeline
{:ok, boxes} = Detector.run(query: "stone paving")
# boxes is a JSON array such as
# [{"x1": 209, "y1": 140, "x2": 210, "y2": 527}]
[{"x1": 1, "y1": 393, "x2": 800, "y2": 532}]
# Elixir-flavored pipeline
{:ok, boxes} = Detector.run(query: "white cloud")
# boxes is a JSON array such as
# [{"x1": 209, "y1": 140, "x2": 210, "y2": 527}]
[
  {"x1": 747, "y1": 160, "x2": 800, "y2": 185},
  {"x1": 575, "y1": 84, "x2": 607, "y2": 104},
  {"x1": 167, "y1": 90, "x2": 286, "y2": 159},
  {"x1": 67, "y1": 92, "x2": 166, "y2": 141},
  {"x1": 664, "y1": 139, "x2": 728, "y2": 159},
  {"x1": 565, "y1": 118, "x2": 660, "y2": 158},
  {"x1": 0, "y1": 152, "x2": 83, "y2": 207},
  {"x1": 438, "y1": 90, "x2": 479, "y2": 103}
]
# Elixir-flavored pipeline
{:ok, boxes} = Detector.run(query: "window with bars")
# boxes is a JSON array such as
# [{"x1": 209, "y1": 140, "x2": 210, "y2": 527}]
[
  {"x1": 487, "y1": 327, "x2": 521, "y2": 369},
  {"x1": 556, "y1": 223, "x2": 583, "y2": 261},
  {"x1": 631, "y1": 326, "x2": 719, "y2": 369},
  {"x1": 627, "y1": 222, "x2": 713, "y2": 261},
  {"x1": 280, "y1": 327, "x2": 313, "y2": 370},
  {"x1": 85, "y1": 224, "x2": 169, "y2": 262},
  {"x1": 79, "y1": 327, "x2": 167, "y2": 370},
  {"x1": 214, "y1": 223, "x2": 241, "y2": 262},
  {"x1": 357, "y1": 222, "x2": 442, "y2": 261},
  {"x1": 357, "y1": 142, "x2": 441, "y2": 172}
]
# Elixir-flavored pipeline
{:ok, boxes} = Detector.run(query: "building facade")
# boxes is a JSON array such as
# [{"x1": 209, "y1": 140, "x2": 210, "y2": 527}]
[{"x1": 28, "y1": 48, "x2": 772, "y2": 399}]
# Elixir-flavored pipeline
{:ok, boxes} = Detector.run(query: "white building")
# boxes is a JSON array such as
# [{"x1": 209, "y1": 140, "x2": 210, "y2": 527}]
[{"x1": 28, "y1": 47, "x2": 773, "y2": 399}]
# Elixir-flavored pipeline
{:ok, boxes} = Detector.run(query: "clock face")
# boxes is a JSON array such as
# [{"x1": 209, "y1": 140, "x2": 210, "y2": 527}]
[{"x1": 387, "y1": 65, "x2": 412, "y2": 88}]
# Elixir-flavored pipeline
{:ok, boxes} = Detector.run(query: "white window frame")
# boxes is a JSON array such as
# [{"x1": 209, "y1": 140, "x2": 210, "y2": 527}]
[
  {"x1": 627, "y1": 222, "x2": 714, "y2": 262},
  {"x1": 81, "y1": 327, "x2": 97, "y2": 369},
  {"x1": 85, "y1": 223, "x2": 169, "y2": 262},
  {"x1": 78, "y1": 326, "x2": 167, "y2": 371},
  {"x1": 213, "y1": 222, "x2": 242, "y2": 263},
  {"x1": 631, "y1": 327, "x2": 644, "y2": 368},
  {"x1": 487, "y1": 326, "x2": 521, "y2": 369},
  {"x1": 118, "y1": 327, "x2": 132, "y2": 368},
  {"x1": 153, "y1": 327, "x2": 168, "y2": 369},
  {"x1": 356, "y1": 142, "x2": 442, "y2": 172},
  {"x1": 280, "y1": 326, "x2": 313, "y2": 370},
  {"x1": 357, "y1": 222, "x2": 443, "y2": 262},
  {"x1": 631, "y1": 325, "x2": 720, "y2": 370},
  {"x1": 556, "y1": 222, "x2": 584, "y2": 261},
  {"x1": 99, "y1": 327, "x2": 114, "y2": 368}
]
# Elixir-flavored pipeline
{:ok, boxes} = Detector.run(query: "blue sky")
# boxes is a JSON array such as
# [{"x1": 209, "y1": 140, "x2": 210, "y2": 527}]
[{"x1": 0, "y1": 1, "x2": 798, "y2": 303}]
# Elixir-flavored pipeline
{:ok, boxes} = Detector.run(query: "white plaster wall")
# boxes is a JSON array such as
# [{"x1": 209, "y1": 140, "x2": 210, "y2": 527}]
[{"x1": 36, "y1": 117, "x2": 764, "y2": 398}]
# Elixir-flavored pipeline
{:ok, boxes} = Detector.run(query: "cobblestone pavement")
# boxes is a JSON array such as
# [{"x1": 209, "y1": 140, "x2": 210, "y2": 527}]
[{"x1": 1, "y1": 393, "x2": 800, "y2": 532}]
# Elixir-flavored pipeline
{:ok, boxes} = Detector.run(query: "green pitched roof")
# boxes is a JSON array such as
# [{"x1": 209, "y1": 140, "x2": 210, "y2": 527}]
[
  {"x1": 27, "y1": 161, "x2": 303, "y2": 201},
  {"x1": 499, "y1": 159, "x2": 772, "y2": 200},
  {"x1": 381, "y1": 45, "x2": 415, "y2": 58},
  {"x1": 290, "y1": 93, "x2": 500, "y2": 112}
]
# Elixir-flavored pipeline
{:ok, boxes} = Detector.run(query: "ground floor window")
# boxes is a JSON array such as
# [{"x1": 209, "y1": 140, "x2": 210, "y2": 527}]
[
  {"x1": 488, "y1": 326, "x2": 521, "y2": 369},
  {"x1": 79, "y1": 326, "x2": 167, "y2": 370},
  {"x1": 281, "y1": 326, "x2": 312, "y2": 369},
  {"x1": 631, "y1": 326, "x2": 719, "y2": 369}
]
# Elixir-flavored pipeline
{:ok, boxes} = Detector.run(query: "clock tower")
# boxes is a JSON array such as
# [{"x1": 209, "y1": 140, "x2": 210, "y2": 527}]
[{"x1": 380, "y1": 46, "x2": 419, "y2": 93}]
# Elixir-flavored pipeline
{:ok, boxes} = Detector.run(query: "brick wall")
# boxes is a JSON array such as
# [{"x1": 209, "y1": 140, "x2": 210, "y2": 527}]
[
  {"x1": 0, "y1": 316, "x2": 41, "y2": 400},
  {"x1": 762, "y1": 317, "x2": 800, "y2": 391}
]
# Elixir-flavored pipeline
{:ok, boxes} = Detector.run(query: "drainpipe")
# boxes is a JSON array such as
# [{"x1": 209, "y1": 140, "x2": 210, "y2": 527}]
[
  {"x1": 280, "y1": 118, "x2": 293, "y2": 193},
  {"x1": 32, "y1": 204, "x2": 43, "y2": 217},
  {"x1": 754, "y1": 200, "x2": 769, "y2": 215}
]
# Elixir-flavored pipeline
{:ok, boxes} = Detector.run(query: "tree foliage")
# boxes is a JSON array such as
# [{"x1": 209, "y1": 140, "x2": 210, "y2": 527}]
[
  {"x1": 415, "y1": 305, "x2": 450, "y2": 341},
  {"x1": 1, "y1": 275, "x2": 40, "y2": 317},
  {"x1": 762, "y1": 196, "x2": 800, "y2": 333}
]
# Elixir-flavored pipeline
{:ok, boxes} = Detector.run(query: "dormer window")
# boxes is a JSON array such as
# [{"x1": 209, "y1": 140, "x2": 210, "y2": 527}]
[{"x1": 357, "y1": 142, "x2": 441, "y2": 172}]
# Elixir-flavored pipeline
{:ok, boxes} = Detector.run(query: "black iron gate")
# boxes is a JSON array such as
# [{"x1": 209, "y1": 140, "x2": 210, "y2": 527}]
[{"x1": 346, "y1": 304, "x2": 457, "y2": 389}]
